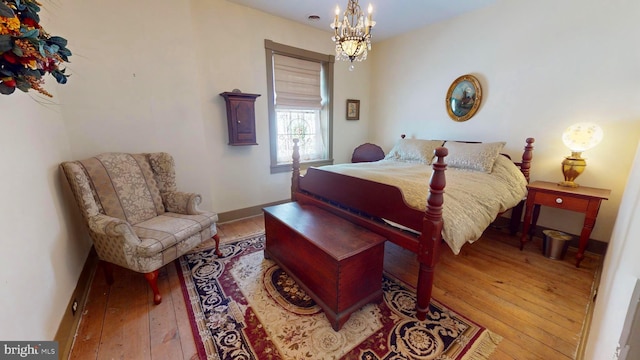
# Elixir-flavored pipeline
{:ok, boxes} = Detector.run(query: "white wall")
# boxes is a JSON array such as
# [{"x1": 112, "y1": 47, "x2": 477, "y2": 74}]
[
  {"x1": 369, "y1": 0, "x2": 640, "y2": 243},
  {"x1": 55, "y1": 0, "x2": 216, "y2": 211},
  {"x1": 188, "y1": 0, "x2": 373, "y2": 212},
  {"x1": 585, "y1": 141, "x2": 640, "y2": 360},
  {"x1": 53, "y1": 0, "x2": 373, "y2": 215},
  {"x1": 0, "y1": 89, "x2": 88, "y2": 340},
  {"x1": 0, "y1": 0, "x2": 373, "y2": 340}
]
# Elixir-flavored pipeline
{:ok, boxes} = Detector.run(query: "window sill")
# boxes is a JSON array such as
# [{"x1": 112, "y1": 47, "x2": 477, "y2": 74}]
[{"x1": 270, "y1": 159, "x2": 334, "y2": 174}]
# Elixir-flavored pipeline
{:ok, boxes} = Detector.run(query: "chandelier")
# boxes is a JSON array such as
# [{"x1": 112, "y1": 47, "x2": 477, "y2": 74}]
[{"x1": 331, "y1": 0, "x2": 375, "y2": 68}]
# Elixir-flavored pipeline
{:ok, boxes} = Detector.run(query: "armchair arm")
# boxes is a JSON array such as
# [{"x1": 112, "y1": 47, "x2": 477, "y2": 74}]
[
  {"x1": 162, "y1": 191, "x2": 202, "y2": 215},
  {"x1": 87, "y1": 214, "x2": 138, "y2": 243},
  {"x1": 87, "y1": 214, "x2": 151, "y2": 271}
]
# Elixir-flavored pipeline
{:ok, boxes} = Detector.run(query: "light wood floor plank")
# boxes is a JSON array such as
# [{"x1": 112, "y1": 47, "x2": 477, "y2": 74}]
[
  {"x1": 437, "y1": 246, "x2": 589, "y2": 328},
  {"x1": 435, "y1": 266, "x2": 577, "y2": 357},
  {"x1": 68, "y1": 215, "x2": 601, "y2": 360},
  {"x1": 96, "y1": 266, "x2": 151, "y2": 360},
  {"x1": 148, "y1": 268, "x2": 184, "y2": 360},
  {"x1": 68, "y1": 264, "x2": 109, "y2": 360},
  {"x1": 166, "y1": 262, "x2": 198, "y2": 360},
  {"x1": 436, "y1": 254, "x2": 584, "y2": 336}
]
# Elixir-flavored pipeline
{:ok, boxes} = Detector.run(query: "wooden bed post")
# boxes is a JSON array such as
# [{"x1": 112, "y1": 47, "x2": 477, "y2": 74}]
[
  {"x1": 291, "y1": 138, "x2": 300, "y2": 201},
  {"x1": 520, "y1": 138, "x2": 535, "y2": 183},
  {"x1": 509, "y1": 138, "x2": 535, "y2": 235},
  {"x1": 415, "y1": 146, "x2": 448, "y2": 320}
]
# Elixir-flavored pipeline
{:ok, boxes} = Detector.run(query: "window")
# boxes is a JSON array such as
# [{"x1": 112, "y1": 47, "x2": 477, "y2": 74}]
[{"x1": 265, "y1": 40, "x2": 335, "y2": 173}]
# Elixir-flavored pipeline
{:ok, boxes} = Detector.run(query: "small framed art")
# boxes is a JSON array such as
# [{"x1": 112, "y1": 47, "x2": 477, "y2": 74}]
[{"x1": 346, "y1": 99, "x2": 360, "y2": 120}]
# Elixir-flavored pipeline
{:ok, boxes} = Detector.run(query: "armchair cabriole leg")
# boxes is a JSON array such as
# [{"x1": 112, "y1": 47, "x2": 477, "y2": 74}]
[
  {"x1": 213, "y1": 233, "x2": 222, "y2": 257},
  {"x1": 144, "y1": 270, "x2": 162, "y2": 305}
]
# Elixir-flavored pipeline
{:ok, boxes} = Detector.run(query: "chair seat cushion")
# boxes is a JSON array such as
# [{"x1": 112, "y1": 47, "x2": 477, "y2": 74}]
[{"x1": 133, "y1": 212, "x2": 217, "y2": 257}]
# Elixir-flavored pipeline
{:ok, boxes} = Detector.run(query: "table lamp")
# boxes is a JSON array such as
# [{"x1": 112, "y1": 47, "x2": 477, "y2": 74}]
[{"x1": 559, "y1": 122, "x2": 603, "y2": 188}]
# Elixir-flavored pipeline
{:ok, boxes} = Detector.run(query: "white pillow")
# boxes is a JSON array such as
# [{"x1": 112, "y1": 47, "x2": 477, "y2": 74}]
[
  {"x1": 444, "y1": 141, "x2": 506, "y2": 173},
  {"x1": 384, "y1": 139, "x2": 444, "y2": 164}
]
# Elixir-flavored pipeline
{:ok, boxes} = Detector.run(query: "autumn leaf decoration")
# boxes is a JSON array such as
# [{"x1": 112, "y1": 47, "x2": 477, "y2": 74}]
[{"x1": 0, "y1": 0, "x2": 72, "y2": 97}]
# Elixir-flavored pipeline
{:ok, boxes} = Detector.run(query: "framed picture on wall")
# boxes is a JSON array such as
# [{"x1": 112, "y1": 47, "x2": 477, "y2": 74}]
[
  {"x1": 346, "y1": 99, "x2": 360, "y2": 120},
  {"x1": 446, "y1": 74, "x2": 482, "y2": 122}
]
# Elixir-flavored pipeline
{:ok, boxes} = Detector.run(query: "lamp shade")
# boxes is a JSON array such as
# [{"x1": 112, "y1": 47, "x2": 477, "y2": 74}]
[{"x1": 561, "y1": 122, "x2": 603, "y2": 152}]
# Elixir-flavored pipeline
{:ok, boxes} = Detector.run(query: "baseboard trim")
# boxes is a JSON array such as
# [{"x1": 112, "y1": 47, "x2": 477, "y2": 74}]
[
  {"x1": 530, "y1": 225, "x2": 608, "y2": 256},
  {"x1": 217, "y1": 199, "x2": 290, "y2": 223},
  {"x1": 576, "y1": 255, "x2": 604, "y2": 360},
  {"x1": 54, "y1": 247, "x2": 99, "y2": 360},
  {"x1": 493, "y1": 216, "x2": 608, "y2": 256}
]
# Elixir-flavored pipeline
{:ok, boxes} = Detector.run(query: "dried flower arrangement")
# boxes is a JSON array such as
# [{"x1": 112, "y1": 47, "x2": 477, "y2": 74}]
[{"x1": 0, "y1": 0, "x2": 71, "y2": 97}]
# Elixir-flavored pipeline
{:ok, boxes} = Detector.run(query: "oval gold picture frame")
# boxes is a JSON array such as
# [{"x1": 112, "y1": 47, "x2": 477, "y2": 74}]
[{"x1": 446, "y1": 74, "x2": 482, "y2": 122}]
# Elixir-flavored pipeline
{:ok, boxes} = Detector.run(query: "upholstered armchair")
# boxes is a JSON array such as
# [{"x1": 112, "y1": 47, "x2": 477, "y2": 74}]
[{"x1": 61, "y1": 152, "x2": 221, "y2": 304}]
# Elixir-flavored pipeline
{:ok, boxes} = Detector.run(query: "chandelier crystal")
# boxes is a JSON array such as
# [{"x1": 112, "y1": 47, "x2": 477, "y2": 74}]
[{"x1": 331, "y1": 0, "x2": 375, "y2": 67}]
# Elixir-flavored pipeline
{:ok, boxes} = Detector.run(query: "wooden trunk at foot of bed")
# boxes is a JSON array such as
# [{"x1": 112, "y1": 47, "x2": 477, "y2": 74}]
[{"x1": 290, "y1": 138, "x2": 534, "y2": 320}]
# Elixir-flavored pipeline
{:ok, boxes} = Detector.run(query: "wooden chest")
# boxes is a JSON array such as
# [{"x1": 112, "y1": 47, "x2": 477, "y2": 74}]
[{"x1": 263, "y1": 202, "x2": 386, "y2": 331}]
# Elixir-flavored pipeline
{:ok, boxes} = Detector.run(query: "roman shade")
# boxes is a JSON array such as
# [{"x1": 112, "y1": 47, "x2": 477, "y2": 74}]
[{"x1": 273, "y1": 54, "x2": 322, "y2": 110}]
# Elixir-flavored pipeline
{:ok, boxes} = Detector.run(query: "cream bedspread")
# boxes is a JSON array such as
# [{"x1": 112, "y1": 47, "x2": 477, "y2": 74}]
[{"x1": 316, "y1": 155, "x2": 528, "y2": 254}]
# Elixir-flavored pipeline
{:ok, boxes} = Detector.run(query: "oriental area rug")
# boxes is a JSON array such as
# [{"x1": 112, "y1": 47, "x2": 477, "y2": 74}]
[{"x1": 177, "y1": 233, "x2": 502, "y2": 360}]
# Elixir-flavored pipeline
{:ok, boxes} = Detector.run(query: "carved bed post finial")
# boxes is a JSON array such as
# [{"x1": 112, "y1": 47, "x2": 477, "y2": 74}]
[
  {"x1": 415, "y1": 146, "x2": 448, "y2": 320},
  {"x1": 291, "y1": 138, "x2": 300, "y2": 201},
  {"x1": 521, "y1": 138, "x2": 535, "y2": 183}
]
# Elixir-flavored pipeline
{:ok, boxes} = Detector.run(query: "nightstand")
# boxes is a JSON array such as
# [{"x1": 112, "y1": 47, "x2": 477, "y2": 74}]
[{"x1": 520, "y1": 180, "x2": 611, "y2": 267}]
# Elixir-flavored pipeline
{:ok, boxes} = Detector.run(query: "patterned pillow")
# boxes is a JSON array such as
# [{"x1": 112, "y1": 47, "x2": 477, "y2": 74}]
[
  {"x1": 384, "y1": 139, "x2": 444, "y2": 164},
  {"x1": 444, "y1": 141, "x2": 506, "y2": 173}
]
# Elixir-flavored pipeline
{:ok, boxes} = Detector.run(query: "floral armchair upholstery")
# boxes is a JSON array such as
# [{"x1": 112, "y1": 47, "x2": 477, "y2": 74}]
[{"x1": 61, "y1": 152, "x2": 220, "y2": 304}]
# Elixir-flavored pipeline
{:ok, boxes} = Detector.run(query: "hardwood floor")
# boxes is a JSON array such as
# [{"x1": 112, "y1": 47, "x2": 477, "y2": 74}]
[{"x1": 68, "y1": 215, "x2": 601, "y2": 360}]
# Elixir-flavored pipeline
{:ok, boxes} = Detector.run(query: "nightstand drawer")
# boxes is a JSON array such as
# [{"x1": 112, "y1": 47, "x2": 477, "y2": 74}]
[{"x1": 532, "y1": 191, "x2": 590, "y2": 212}]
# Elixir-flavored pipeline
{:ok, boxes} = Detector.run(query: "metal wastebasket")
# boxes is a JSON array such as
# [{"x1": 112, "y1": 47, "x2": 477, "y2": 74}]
[{"x1": 542, "y1": 230, "x2": 572, "y2": 260}]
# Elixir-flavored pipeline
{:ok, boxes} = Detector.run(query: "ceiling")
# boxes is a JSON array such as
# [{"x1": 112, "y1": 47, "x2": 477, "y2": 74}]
[{"x1": 227, "y1": 0, "x2": 497, "y2": 42}]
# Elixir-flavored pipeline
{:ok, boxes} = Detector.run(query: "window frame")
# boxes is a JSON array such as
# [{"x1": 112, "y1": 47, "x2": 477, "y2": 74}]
[{"x1": 265, "y1": 39, "x2": 335, "y2": 174}]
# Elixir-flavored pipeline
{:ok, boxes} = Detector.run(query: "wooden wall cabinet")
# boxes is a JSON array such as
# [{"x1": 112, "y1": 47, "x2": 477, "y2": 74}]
[{"x1": 220, "y1": 91, "x2": 261, "y2": 146}]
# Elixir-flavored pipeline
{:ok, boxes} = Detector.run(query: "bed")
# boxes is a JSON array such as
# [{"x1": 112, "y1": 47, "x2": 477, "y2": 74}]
[{"x1": 289, "y1": 136, "x2": 535, "y2": 320}]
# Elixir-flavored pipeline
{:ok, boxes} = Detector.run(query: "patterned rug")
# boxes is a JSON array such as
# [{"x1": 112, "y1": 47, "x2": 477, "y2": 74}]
[{"x1": 177, "y1": 233, "x2": 502, "y2": 359}]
